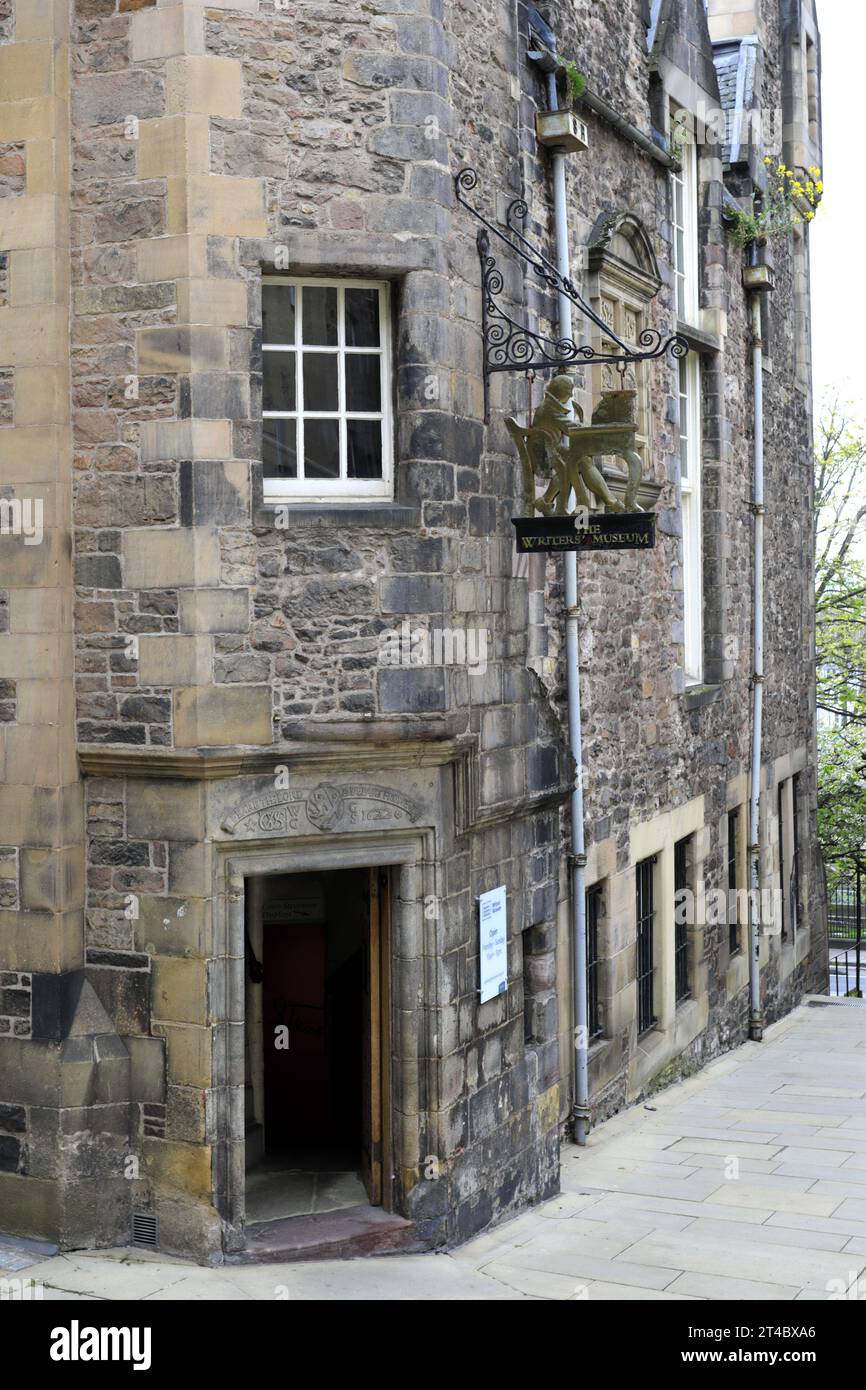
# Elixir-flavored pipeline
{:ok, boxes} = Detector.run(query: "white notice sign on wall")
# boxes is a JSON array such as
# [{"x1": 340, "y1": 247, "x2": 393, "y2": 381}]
[{"x1": 478, "y1": 885, "x2": 508, "y2": 1004}]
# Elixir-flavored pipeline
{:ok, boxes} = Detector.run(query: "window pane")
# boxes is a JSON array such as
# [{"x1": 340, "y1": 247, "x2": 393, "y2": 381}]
[
  {"x1": 262, "y1": 285, "x2": 295, "y2": 345},
  {"x1": 263, "y1": 351, "x2": 296, "y2": 413},
  {"x1": 263, "y1": 419, "x2": 297, "y2": 478},
  {"x1": 347, "y1": 419, "x2": 382, "y2": 479},
  {"x1": 305, "y1": 418, "x2": 340, "y2": 479},
  {"x1": 302, "y1": 285, "x2": 338, "y2": 346},
  {"x1": 345, "y1": 354, "x2": 382, "y2": 412},
  {"x1": 302, "y1": 353, "x2": 338, "y2": 411},
  {"x1": 345, "y1": 287, "x2": 380, "y2": 347}
]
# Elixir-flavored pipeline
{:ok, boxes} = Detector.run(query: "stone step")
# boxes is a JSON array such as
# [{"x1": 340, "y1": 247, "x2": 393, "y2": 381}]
[{"x1": 226, "y1": 1204, "x2": 419, "y2": 1264}]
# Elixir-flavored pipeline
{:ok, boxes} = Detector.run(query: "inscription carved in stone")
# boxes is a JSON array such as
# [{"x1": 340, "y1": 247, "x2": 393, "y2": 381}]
[{"x1": 221, "y1": 781, "x2": 422, "y2": 837}]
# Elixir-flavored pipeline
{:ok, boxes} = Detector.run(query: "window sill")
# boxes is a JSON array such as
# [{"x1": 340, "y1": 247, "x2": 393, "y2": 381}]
[
  {"x1": 253, "y1": 501, "x2": 421, "y2": 529},
  {"x1": 682, "y1": 682, "x2": 721, "y2": 712}
]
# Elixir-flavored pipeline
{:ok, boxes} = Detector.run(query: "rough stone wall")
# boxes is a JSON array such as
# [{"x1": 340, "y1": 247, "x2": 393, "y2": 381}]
[
  {"x1": 0, "y1": 0, "x2": 826, "y2": 1260},
  {"x1": 59, "y1": 0, "x2": 565, "y2": 1255}
]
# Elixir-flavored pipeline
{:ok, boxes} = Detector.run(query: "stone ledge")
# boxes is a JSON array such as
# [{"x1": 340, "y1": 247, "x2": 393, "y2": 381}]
[
  {"x1": 675, "y1": 319, "x2": 723, "y2": 355},
  {"x1": 682, "y1": 682, "x2": 722, "y2": 712},
  {"x1": 253, "y1": 502, "x2": 421, "y2": 530},
  {"x1": 77, "y1": 730, "x2": 467, "y2": 780}
]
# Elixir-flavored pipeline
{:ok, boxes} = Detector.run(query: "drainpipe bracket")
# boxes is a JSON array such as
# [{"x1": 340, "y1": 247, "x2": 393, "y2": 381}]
[
  {"x1": 749, "y1": 502, "x2": 765, "y2": 517},
  {"x1": 568, "y1": 851, "x2": 588, "y2": 870}
]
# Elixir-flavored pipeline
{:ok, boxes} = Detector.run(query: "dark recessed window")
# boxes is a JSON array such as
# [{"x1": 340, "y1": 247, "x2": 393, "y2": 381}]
[
  {"x1": 636, "y1": 857, "x2": 657, "y2": 1034},
  {"x1": 728, "y1": 810, "x2": 740, "y2": 956},
  {"x1": 586, "y1": 884, "x2": 603, "y2": 1040},
  {"x1": 674, "y1": 837, "x2": 691, "y2": 1003}
]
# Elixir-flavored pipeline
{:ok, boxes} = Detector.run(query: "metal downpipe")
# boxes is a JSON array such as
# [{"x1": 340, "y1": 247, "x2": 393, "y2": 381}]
[
  {"x1": 546, "y1": 71, "x2": 589, "y2": 1142},
  {"x1": 748, "y1": 287, "x2": 765, "y2": 1042}
]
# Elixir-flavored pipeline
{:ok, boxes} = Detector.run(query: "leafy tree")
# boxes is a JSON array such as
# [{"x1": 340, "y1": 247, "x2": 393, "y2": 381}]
[{"x1": 814, "y1": 400, "x2": 866, "y2": 866}]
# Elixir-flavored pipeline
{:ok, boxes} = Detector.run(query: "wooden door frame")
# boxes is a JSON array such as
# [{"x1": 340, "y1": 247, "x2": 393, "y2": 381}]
[{"x1": 365, "y1": 867, "x2": 393, "y2": 1209}]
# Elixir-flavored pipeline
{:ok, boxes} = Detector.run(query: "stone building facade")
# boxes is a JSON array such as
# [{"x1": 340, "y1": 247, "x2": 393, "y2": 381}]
[{"x1": 0, "y1": 0, "x2": 826, "y2": 1263}]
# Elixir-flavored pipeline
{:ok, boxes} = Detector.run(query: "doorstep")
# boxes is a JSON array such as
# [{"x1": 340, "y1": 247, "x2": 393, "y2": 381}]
[{"x1": 226, "y1": 1203, "x2": 421, "y2": 1264}]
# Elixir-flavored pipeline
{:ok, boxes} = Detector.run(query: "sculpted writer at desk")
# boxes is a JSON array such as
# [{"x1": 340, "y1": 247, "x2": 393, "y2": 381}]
[{"x1": 505, "y1": 373, "x2": 647, "y2": 516}]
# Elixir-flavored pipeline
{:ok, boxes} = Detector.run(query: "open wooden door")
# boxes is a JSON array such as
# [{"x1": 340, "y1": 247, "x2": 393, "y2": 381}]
[{"x1": 361, "y1": 868, "x2": 391, "y2": 1207}]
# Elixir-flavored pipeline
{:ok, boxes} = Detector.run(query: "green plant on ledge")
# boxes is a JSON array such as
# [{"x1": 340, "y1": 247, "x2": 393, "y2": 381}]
[
  {"x1": 563, "y1": 59, "x2": 587, "y2": 102},
  {"x1": 668, "y1": 124, "x2": 688, "y2": 164},
  {"x1": 726, "y1": 157, "x2": 823, "y2": 249}
]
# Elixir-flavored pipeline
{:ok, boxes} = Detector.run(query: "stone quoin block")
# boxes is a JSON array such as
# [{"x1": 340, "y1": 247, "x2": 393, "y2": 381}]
[{"x1": 172, "y1": 684, "x2": 272, "y2": 747}]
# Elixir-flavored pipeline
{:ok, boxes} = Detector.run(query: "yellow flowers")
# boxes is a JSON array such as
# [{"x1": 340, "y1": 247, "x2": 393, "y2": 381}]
[{"x1": 728, "y1": 155, "x2": 823, "y2": 247}]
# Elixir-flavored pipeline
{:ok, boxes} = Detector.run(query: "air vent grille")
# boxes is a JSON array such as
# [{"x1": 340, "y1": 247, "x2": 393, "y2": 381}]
[{"x1": 131, "y1": 1211, "x2": 159, "y2": 1249}]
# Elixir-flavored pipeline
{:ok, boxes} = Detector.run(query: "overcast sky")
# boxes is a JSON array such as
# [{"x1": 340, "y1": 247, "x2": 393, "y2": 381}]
[{"x1": 809, "y1": 3, "x2": 864, "y2": 418}]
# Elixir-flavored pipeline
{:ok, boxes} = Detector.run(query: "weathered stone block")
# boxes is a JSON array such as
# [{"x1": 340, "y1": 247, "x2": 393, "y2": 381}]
[
  {"x1": 153, "y1": 1021, "x2": 211, "y2": 1088},
  {"x1": 123, "y1": 527, "x2": 221, "y2": 589},
  {"x1": 138, "y1": 113, "x2": 210, "y2": 178},
  {"x1": 173, "y1": 684, "x2": 272, "y2": 748},
  {"x1": 178, "y1": 278, "x2": 248, "y2": 328},
  {"x1": 380, "y1": 576, "x2": 445, "y2": 614},
  {"x1": 127, "y1": 783, "x2": 205, "y2": 842},
  {"x1": 138, "y1": 634, "x2": 212, "y2": 687},
  {"x1": 180, "y1": 460, "x2": 249, "y2": 526},
  {"x1": 168, "y1": 174, "x2": 267, "y2": 238},
  {"x1": 131, "y1": 4, "x2": 205, "y2": 62},
  {"x1": 137, "y1": 325, "x2": 227, "y2": 374},
  {"x1": 75, "y1": 554, "x2": 122, "y2": 589},
  {"x1": 179, "y1": 588, "x2": 249, "y2": 635},
  {"x1": 151, "y1": 957, "x2": 207, "y2": 1027},
  {"x1": 0, "y1": 44, "x2": 52, "y2": 103},
  {"x1": 0, "y1": 1171, "x2": 61, "y2": 1242},
  {"x1": 166, "y1": 56, "x2": 243, "y2": 118},
  {"x1": 378, "y1": 667, "x2": 446, "y2": 714},
  {"x1": 139, "y1": 418, "x2": 233, "y2": 463},
  {"x1": 134, "y1": 895, "x2": 209, "y2": 958},
  {"x1": 72, "y1": 71, "x2": 164, "y2": 128}
]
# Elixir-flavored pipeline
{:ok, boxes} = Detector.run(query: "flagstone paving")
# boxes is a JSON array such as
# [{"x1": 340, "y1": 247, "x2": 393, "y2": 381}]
[{"x1": 3, "y1": 996, "x2": 865, "y2": 1301}]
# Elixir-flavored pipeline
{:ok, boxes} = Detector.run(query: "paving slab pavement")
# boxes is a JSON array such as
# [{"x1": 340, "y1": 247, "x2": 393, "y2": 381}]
[{"x1": 3, "y1": 996, "x2": 865, "y2": 1302}]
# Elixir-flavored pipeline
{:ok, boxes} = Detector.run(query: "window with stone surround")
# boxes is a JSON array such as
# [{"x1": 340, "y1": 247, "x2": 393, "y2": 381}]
[
  {"x1": 586, "y1": 882, "x2": 603, "y2": 1040},
  {"x1": 679, "y1": 351, "x2": 703, "y2": 683},
  {"x1": 670, "y1": 112, "x2": 699, "y2": 324},
  {"x1": 261, "y1": 277, "x2": 393, "y2": 502}
]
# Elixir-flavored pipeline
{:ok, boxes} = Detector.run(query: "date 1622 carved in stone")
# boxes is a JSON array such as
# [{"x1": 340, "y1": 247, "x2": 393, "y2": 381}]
[{"x1": 506, "y1": 375, "x2": 647, "y2": 515}]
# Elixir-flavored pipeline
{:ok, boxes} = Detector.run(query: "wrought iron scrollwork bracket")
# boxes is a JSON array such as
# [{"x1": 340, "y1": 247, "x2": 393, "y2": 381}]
[{"x1": 454, "y1": 167, "x2": 688, "y2": 421}]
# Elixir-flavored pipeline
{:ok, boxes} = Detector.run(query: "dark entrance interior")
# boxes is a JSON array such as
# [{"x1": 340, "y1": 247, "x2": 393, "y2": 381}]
[{"x1": 243, "y1": 866, "x2": 390, "y2": 1227}]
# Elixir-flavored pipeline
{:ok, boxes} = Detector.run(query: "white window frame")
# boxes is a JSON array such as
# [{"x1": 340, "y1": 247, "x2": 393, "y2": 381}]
[
  {"x1": 670, "y1": 112, "x2": 699, "y2": 324},
  {"x1": 262, "y1": 276, "x2": 393, "y2": 503},
  {"x1": 679, "y1": 352, "x2": 703, "y2": 684}
]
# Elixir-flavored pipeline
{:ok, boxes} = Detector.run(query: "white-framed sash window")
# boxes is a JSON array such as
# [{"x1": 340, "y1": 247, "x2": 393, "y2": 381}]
[
  {"x1": 679, "y1": 352, "x2": 703, "y2": 684},
  {"x1": 262, "y1": 277, "x2": 393, "y2": 501},
  {"x1": 670, "y1": 111, "x2": 699, "y2": 324}
]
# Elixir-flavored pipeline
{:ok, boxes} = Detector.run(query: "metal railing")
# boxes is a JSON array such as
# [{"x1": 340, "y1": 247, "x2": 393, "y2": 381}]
[
  {"x1": 825, "y1": 853, "x2": 863, "y2": 998},
  {"x1": 830, "y1": 947, "x2": 864, "y2": 999}
]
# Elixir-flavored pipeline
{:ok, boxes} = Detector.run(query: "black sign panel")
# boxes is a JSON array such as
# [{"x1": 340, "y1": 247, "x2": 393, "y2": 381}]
[{"x1": 512, "y1": 512, "x2": 656, "y2": 554}]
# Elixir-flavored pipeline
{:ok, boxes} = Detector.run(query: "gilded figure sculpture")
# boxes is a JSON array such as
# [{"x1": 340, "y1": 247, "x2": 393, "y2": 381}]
[{"x1": 506, "y1": 373, "x2": 646, "y2": 516}]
